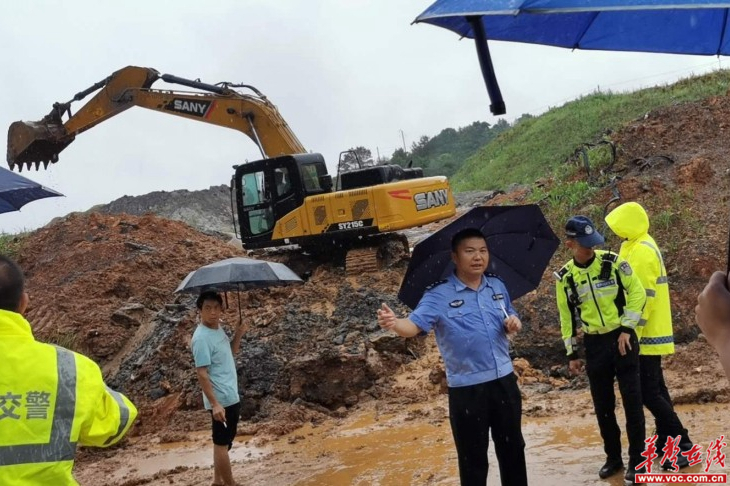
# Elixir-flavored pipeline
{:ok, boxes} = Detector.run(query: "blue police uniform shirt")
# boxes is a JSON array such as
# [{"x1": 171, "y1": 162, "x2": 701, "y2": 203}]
[{"x1": 410, "y1": 273, "x2": 516, "y2": 387}]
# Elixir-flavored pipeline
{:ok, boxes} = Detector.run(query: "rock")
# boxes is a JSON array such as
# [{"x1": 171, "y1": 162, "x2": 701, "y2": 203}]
[
  {"x1": 369, "y1": 332, "x2": 407, "y2": 354},
  {"x1": 124, "y1": 241, "x2": 156, "y2": 252},
  {"x1": 111, "y1": 310, "x2": 142, "y2": 329}
]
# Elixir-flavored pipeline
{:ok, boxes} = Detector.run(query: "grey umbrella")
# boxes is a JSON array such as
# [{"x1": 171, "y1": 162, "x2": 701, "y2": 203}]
[
  {"x1": 0, "y1": 166, "x2": 63, "y2": 214},
  {"x1": 175, "y1": 257, "x2": 303, "y2": 294},
  {"x1": 175, "y1": 257, "x2": 304, "y2": 324}
]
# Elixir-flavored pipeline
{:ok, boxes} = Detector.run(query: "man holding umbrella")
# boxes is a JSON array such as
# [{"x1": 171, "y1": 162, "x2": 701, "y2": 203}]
[
  {"x1": 191, "y1": 290, "x2": 246, "y2": 486},
  {"x1": 378, "y1": 228, "x2": 528, "y2": 486},
  {"x1": 554, "y1": 216, "x2": 646, "y2": 484}
]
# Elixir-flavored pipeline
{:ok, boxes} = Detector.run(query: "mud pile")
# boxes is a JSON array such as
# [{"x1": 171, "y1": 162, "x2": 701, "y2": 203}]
[
  {"x1": 88, "y1": 184, "x2": 234, "y2": 236},
  {"x1": 16, "y1": 212, "x2": 427, "y2": 436}
]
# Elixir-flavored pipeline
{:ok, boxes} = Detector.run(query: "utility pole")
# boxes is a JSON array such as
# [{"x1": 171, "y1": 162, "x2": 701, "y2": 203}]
[{"x1": 399, "y1": 129, "x2": 407, "y2": 152}]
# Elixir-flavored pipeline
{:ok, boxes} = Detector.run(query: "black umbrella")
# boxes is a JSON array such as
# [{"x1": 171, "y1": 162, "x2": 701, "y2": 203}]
[
  {"x1": 398, "y1": 204, "x2": 560, "y2": 310},
  {"x1": 175, "y1": 257, "x2": 302, "y2": 294},
  {"x1": 0, "y1": 167, "x2": 63, "y2": 214},
  {"x1": 175, "y1": 257, "x2": 303, "y2": 322}
]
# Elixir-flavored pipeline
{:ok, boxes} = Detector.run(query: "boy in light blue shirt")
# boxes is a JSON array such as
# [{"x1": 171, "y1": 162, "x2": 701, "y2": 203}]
[{"x1": 191, "y1": 291, "x2": 245, "y2": 486}]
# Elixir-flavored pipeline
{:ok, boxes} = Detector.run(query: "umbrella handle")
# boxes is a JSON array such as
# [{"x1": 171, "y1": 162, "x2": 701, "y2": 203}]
[{"x1": 467, "y1": 16, "x2": 506, "y2": 116}]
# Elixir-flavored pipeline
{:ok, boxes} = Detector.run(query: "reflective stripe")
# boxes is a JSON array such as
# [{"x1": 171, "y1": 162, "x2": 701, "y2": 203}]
[
  {"x1": 639, "y1": 241, "x2": 668, "y2": 285},
  {"x1": 103, "y1": 387, "x2": 131, "y2": 445},
  {"x1": 640, "y1": 335, "x2": 674, "y2": 345},
  {"x1": 0, "y1": 347, "x2": 77, "y2": 465},
  {"x1": 623, "y1": 309, "x2": 642, "y2": 322},
  {"x1": 645, "y1": 289, "x2": 656, "y2": 297}
]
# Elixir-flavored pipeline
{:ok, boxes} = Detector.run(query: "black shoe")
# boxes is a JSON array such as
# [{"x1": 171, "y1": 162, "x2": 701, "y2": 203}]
[
  {"x1": 662, "y1": 452, "x2": 690, "y2": 470},
  {"x1": 598, "y1": 459, "x2": 624, "y2": 479},
  {"x1": 625, "y1": 465, "x2": 646, "y2": 484}
]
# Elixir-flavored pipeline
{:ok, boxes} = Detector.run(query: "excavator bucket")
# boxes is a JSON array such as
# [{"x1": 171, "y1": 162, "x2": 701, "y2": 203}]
[{"x1": 7, "y1": 119, "x2": 73, "y2": 171}]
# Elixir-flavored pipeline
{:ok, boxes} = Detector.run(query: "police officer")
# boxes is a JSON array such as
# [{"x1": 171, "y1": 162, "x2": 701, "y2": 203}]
[
  {"x1": 0, "y1": 255, "x2": 137, "y2": 485},
  {"x1": 378, "y1": 228, "x2": 527, "y2": 486},
  {"x1": 605, "y1": 202, "x2": 693, "y2": 469},
  {"x1": 555, "y1": 216, "x2": 646, "y2": 484}
]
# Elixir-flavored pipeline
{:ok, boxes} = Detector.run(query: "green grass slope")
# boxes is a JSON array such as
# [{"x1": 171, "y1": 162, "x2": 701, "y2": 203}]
[{"x1": 451, "y1": 70, "x2": 730, "y2": 191}]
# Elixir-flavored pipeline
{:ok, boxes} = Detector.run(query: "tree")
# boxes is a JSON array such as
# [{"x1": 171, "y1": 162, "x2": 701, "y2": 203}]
[{"x1": 339, "y1": 146, "x2": 373, "y2": 172}]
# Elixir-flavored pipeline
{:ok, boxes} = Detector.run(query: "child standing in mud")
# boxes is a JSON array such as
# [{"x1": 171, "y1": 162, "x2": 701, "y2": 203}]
[
  {"x1": 191, "y1": 291, "x2": 246, "y2": 486},
  {"x1": 377, "y1": 228, "x2": 528, "y2": 486}
]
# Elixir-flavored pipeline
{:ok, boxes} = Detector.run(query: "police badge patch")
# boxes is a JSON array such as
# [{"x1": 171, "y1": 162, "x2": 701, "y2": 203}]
[
  {"x1": 619, "y1": 261, "x2": 632, "y2": 275},
  {"x1": 449, "y1": 300, "x2": 464, "y2": 308}
]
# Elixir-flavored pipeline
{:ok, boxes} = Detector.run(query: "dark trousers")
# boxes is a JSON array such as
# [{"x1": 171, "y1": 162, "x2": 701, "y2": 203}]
[
  {"x1": 584, "y1": 329, "x2": 646, "y2": 467},
  {"x1": 640, "y1": 355, "x2": 691, "y2": 448},
  {"x1": 448, "y1": 373, "x2": 528, "y2": 486}
]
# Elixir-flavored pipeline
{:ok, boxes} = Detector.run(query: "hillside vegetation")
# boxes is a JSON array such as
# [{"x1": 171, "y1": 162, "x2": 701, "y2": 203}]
[{"x1": 451, "y1": 69, "x2": 730, "y2": 191}]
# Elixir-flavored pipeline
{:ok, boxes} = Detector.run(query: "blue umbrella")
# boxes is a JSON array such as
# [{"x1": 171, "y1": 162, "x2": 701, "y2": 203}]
[
  {"x1": 398, "y1": 204, "x2": 560, "y2": 309},
  {"x1": 0, "y1": 167, "x2": 63, "y2": 214},
  {"x1": 415, "y1": 0, "x2": 730, "y2": 115}
]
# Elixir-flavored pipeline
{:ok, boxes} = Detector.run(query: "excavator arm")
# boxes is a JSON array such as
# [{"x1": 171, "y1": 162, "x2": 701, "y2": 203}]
[{"x1": 7, "y1": 66, "x2": 306, "y2": 171}]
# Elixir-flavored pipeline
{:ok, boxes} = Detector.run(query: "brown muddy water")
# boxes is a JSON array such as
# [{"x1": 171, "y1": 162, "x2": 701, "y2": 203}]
[{"x1": 76, "y1": 403, "x2": 730, "y2": 486}]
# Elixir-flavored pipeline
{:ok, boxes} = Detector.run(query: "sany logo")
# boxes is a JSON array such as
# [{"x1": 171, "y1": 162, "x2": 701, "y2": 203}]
[
  {"x1": 414, "y1": 189, "x2": 449, "y2": 211},
  {"x1": 164, "y1": 98, "x2": 214, "y2": 117}
]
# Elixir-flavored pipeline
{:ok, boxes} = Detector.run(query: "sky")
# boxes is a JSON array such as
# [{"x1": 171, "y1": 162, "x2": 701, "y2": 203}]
[{"x1": 0, "y1": 0, "x2": 724, "y2": 233}]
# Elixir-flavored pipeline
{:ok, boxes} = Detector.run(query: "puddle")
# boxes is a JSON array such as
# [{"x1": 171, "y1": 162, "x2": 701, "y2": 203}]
[
  {"x1": 103, "y1": 433, "x2": 270, "y2": 482},
  {"x1": 76, "y1": 403, "x2": 730, "y2": 485},
  {"x1": 284, "y1": 403, "x2": 730, "y2": 486}
]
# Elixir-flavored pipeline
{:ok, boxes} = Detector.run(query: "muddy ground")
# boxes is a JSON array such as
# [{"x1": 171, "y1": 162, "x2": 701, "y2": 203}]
[{"x1": 11, "y1": 94, "x2": 730, "y2": 484}]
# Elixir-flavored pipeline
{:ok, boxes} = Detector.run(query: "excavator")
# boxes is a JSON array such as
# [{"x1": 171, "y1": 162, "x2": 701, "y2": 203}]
[{"x1": 7, "y1": 66, "x2": 456, "y2": 271}]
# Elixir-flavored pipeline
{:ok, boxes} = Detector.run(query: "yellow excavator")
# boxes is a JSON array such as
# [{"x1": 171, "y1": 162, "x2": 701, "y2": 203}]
[{"x1": 7, "y1": 66, "x2": 455, "y2": 271}]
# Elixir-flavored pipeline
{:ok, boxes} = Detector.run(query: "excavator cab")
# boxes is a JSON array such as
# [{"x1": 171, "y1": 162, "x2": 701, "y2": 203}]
[{"x1": 233, "y1": 153, "x2": 331, "y2": 248}]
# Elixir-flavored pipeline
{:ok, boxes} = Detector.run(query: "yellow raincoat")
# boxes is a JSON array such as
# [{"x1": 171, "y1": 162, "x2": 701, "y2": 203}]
[
  {"x1": 0, "y1": 309, "x2": 137, "y2": 485},
  {"x1": 605, "y1": 202, "x2": 675, "y2": 355}
]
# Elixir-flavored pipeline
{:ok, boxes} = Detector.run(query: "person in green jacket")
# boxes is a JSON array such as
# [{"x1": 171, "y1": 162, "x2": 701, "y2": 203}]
[
  {"x1": 555, "y1": 216, "x2": 646, "y2": 484},
  {"x1": 605, "y1": 202, "x2": 693, "y2": 469}
]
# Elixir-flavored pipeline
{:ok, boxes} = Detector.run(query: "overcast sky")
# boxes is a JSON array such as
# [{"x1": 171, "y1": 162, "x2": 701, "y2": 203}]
[{"x1": 0, "y1": 0, "x2": 723, "y2": 233}]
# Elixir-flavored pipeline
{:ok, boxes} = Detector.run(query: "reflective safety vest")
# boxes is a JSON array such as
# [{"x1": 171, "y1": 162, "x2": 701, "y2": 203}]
[
  {"x1": 606, "y1": 201, "x2": 675, "y2": 355},
  {"x1": 0, "y1": 309, "x2": 137, "y2": 485},
  {"x1": 555, "y1": 250, "x2": 647, "y2": 359}
]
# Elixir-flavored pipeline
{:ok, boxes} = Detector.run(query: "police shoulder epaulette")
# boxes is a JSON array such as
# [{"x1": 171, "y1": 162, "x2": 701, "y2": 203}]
[
  {"x1": 424, "y1": 279, "x2": 448, "y2": 291},
  {"x1": 553, "y1": 263, "x2": 571, "y2": 281},
  {"x1": 485, "y1": 272, "x2": 505, "y2": 282},
  {"x1": 601, "y1": 251, "x2": 618, "y2": 263}
]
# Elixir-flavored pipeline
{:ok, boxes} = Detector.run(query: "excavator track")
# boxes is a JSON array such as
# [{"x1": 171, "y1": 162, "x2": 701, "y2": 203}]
[
  {"x1": 344, "y1": 233, "x2": 410, "y2": 276},
  {"x1": 345, "y1": 247, "x2": 380, "y2": 275}
]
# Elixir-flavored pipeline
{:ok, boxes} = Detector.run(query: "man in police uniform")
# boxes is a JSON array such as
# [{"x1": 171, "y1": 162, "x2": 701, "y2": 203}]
[
  {"x1": 0, "y1": 255, "x2": 137, "y2": 485},
  {"x1": 605, "y1": 202, "x2": 693, "y2": 469},
  {"x1": 378, "y1": 228, "x2": 527, "y2": 486},
  {"x1": 555, "y1": 216, "x2": 646, "y2": 484}
]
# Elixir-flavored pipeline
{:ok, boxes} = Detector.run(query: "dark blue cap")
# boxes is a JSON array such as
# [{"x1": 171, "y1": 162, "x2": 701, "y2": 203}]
[{"x1": 565, "y1": 215, "x2": 604, "y2": 248}]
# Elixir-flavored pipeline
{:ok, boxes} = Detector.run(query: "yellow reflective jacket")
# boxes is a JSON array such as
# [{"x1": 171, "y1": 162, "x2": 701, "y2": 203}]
[
  {"x1": 605, "y1": 202, "x2": 675, "y2": 355},
  {"x1": 555, "y1": 250, "x2": 646, "y2": 358},
  {"x1": 0, "y1": 309, "x2": 137, "y2": 485}
]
